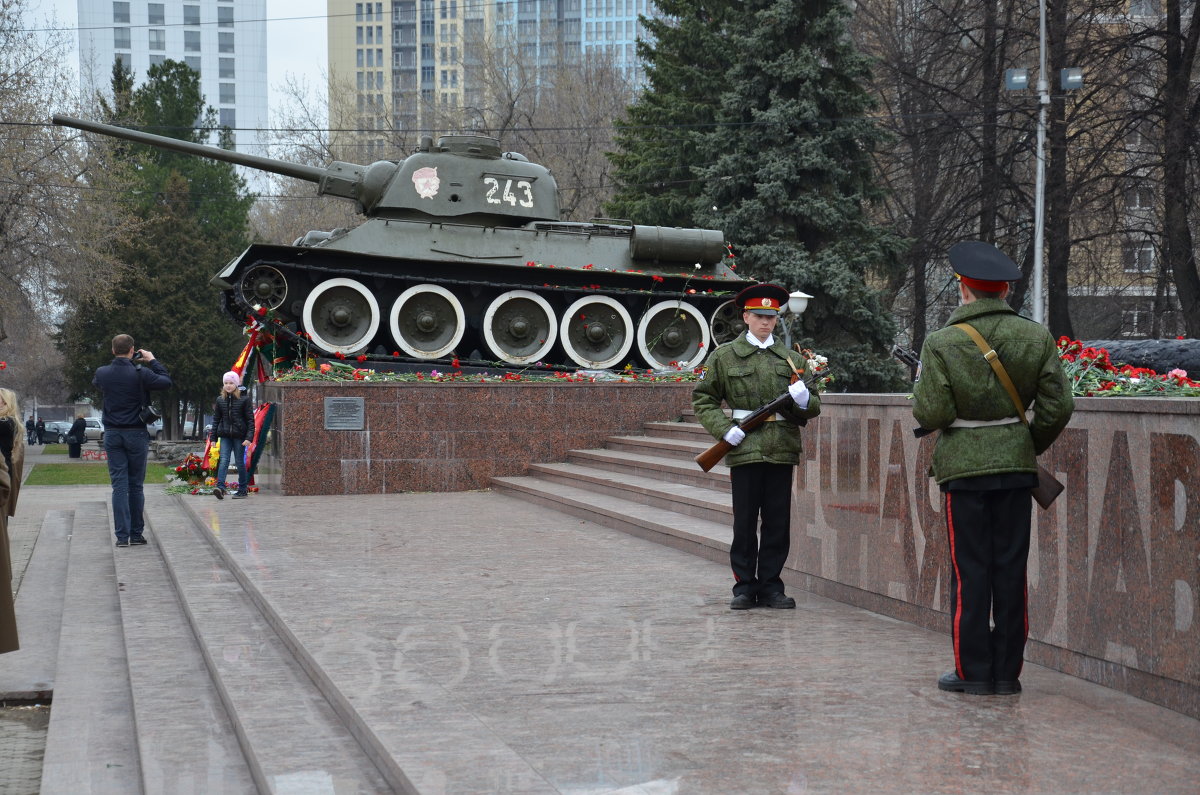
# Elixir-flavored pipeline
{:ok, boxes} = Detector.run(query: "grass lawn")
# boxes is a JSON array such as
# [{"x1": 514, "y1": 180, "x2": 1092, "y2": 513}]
[{"x1": 25, "y1": 463, "x2": 175, "y2": 486}]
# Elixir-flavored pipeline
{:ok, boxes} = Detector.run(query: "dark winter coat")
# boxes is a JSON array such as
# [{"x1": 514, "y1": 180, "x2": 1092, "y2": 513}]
[
  {"x1": 93, "y1": 357, "x2": 172, "y2": 428},
  {"x1": 1, "y1": 417, "x2": 24, "y2": 654},
  {"x1": 68, "y1": 418, "x2": 86, "y2": 445},
  {"x1": 211, "y1": 393, "x2": 255, "y2": 443}
]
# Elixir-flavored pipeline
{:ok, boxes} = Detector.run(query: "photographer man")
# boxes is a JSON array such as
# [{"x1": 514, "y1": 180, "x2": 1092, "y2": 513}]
[{"x1": 93, "y1": 334, "x2": 172, "y2": 547}]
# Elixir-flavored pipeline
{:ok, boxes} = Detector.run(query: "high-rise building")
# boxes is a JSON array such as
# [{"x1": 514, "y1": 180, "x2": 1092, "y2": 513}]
[
  {"x1": 327, "y1": 0, "x2": 393, "y2": 161},
  {"x1": 582, "y1": 0, "x2": 651, "y2": 78},
  {"x1": 76, "y1": 0, "x2": 268, "y2": 154},
  {"x1": 326, "y1": 0, "x2": 649, "y2": 160}
]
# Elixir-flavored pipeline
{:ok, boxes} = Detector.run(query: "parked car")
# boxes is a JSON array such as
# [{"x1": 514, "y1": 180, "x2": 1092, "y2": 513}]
[
  {"x1": 147, "y1": 419, "x2": 164, "y2": 440},
  {"x1": 82, "y1": 417, "x2": 104, "y2": 443},
  {"x1": 43, "y1": 420, "x2": 73, "y2": 443}
]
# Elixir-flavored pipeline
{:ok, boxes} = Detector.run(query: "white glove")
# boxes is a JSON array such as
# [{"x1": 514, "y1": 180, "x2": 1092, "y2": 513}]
[
  {"x1": 789, "y1": 378, "x2": 810, "y2": 409},
  {"x1": 723, "y1": 426, "x2": 746, "y2": 446}
]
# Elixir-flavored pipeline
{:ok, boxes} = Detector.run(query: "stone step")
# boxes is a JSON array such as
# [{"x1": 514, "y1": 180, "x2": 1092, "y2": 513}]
[
  {"x1": 567, "y1": 447, "x2": 730, "y2": 491},
  {"x1": 604, "y1": 433, "x2": 710, "y2": 462},
  {"x1": 112, "y1": 503, "x2": 257, "y2": 792},
  {"x1": 491, "y1": 475, "x2": 731, "y2": 566},
  {"x1": 177, "y1": 496, "x2": 560, "y2": 794},
  {"x1": 41, "y1": 504, "x2": 142, "y2": 793},
  {"x1": 146, "y1": 494, "x2": 395, "y2": 793},
  {"x1": 641, "y1": 420, "x2": 713, "y2": 442},
  {"x1": 0, "y1": 509, "x2": 72, "y2": 701},
  {"x1": 527, "y1": 461, "x2": 732, "y2": 523}
]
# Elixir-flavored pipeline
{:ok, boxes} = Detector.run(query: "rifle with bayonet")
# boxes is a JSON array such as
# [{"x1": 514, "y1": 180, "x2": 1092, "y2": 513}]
[
  {"x1": 694, "y1": 391, "x2": 797, "y2": 472},
  {"x1": 891, "y1": 344, "x2": 920, "y2": 376},
  {"x1": 891, "y1": 344, "x2": 935, "y2": 438}
]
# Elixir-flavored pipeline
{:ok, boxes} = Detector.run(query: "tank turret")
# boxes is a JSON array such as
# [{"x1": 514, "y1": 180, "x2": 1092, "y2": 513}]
[{"x1": 54, "y1": 114, "x2": 758, "y2": 370}]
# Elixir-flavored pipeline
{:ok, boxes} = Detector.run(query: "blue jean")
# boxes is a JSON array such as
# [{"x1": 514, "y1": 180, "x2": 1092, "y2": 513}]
[
  {"x1": 215, "y1": 437, "x2": 247, "y2": 493},
  {"x1": 105, "y1": 428, "x2": 149, "y2": 541}
]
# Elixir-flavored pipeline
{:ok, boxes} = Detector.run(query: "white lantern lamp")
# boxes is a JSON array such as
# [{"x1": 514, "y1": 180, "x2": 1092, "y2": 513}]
[{"x1": 787, "y1": 291, "x2": 812, "y2": 316}]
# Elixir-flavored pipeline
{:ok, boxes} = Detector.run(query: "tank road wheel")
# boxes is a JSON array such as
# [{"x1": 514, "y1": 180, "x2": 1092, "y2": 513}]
[
  {"x1": 482, "y1": 290, "x2": 557, "y2": 365},
  {"x1": 302, "y1": 277, "x2": 380, "y2": 355},
  {"x1": 240, "y1": 265, "x2": 288, "y2": 310},
  {"x1": 559, "y1": 296, "x2": 634, "y2": 369},
  {"x1": 390, "y1": 285, "x2": 466, "y2": 359},
  {"x1": 636, "y1": 301, "x2": 711, "y2": 370},
  {"x1": 709, "y1": 299, "x2": 745, "y2": 346}
]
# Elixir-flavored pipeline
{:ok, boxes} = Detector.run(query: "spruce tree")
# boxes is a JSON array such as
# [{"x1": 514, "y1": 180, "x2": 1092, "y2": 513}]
[
  {"x1": 604, "y1": 0, "x2": 735, "y2": 228},
  {"x1": 612, "y1": 0, "x2": 906, "y2": 390},
  {"x1": 61, "y1": 61, "x2": 253, "y2": 436},
  {"x1": 695, "y1": 0, "x2": 904, "y2": 390}
]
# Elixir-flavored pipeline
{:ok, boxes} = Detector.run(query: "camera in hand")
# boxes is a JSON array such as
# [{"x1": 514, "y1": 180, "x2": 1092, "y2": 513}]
[{"x1": 132, "y1": 350, "x2": 144, "y2": 361}]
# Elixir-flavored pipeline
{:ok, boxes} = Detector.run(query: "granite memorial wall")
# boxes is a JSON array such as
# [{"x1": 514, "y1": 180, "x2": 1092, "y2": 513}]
[{"x1": 799, "y1": 394, "x2": 1199, "y2": 718}]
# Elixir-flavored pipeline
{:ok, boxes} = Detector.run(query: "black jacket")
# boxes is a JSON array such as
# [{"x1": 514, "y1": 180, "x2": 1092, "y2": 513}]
[
  {"x1": 0, "y1": 417, "x2": 15, "y2": 475},
  {"x1": 93, "y1": 357, "x2": 172, "y2": 429},
  {"x1": 212, "y1": 393, "x2": 255, "y2": 442},
  {"x1": 69, "y1": 418, "x2": 86, "y2": 444}
]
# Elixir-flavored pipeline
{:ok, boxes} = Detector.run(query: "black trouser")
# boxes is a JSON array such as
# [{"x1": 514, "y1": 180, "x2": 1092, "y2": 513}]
[
  {"x1": 729, "y1": 462, "x2": 794, "y2": 598},
  {"x1": 944, "y1": 487, "x2": 1032, "y2": 683}
]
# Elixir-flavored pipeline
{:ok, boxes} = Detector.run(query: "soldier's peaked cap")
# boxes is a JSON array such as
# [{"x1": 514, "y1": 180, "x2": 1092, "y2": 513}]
[
  {"x1": 948, "y1": 241, "x2": 1022, "y2": 282},
  {"x1": 736, "y1": 283, "x2": 790, "y2": 315}
]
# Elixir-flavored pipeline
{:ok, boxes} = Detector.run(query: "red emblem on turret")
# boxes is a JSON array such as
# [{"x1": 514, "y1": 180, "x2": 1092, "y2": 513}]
[{"x1": 412, "y1": 167, "x2": 440, "y2": 199}]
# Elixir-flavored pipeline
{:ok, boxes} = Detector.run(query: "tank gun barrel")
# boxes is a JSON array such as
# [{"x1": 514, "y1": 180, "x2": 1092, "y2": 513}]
[{"x1": 52, "y1": 114, "x2": 327, "y2": 184}]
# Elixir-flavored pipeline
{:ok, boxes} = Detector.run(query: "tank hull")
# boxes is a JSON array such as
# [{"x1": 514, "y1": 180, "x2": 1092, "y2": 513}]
[{"x1": 219, "y1": 221, "x2": 752, "y2": 370}]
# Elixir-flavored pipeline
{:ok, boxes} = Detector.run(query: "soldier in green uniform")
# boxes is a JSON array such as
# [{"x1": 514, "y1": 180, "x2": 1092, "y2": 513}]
[
  {"x1": 693, "y1": 284, "x2": 822, "y2": 610},
  {"x1": 912, "y1": 241, "x2": 1073, "y2": 695}
]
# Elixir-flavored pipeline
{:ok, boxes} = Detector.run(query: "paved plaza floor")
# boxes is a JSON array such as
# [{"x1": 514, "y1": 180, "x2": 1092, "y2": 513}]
[{"x1": 3, "y1": 444, "x2": 1199, "y2": 792}]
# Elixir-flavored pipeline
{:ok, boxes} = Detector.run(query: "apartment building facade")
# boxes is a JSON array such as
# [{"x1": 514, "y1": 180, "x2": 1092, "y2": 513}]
[
  {"x1": 326, "y1": 0, "x2": 651, "y2": 160},
  {"x1": 76, "y1": 0, "x2": 268, "y2": 154}
]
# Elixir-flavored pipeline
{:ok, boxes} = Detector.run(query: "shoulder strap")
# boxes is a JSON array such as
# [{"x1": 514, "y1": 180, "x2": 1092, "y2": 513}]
[
  {"x1": 133, "y1": 363, "x2": 153, "y2": 407},
  {"x1": 952, "y1": 322, "x2": 1029, "y2": 427}
]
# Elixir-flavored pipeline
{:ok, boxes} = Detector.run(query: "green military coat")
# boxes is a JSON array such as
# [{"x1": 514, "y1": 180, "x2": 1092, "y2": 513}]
[
  {"x1": 692, "y1": 335, "x2": 821, "y2": 467},
  {"x1": 912, "y1": 299, "x2": 1074, "y2": 483}
]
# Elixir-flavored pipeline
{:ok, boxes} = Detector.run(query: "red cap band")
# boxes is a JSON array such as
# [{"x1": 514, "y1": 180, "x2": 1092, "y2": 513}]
[
  {"x1": 743, "y1": 296, "x2": 781, "y2": 311},
  {"x1": 960, "y1": 276, "x2": 1007, "y2": 293}
]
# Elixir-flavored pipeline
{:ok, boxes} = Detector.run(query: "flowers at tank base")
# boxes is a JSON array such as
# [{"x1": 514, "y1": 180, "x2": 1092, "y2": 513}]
[
  {"x1": 1057, "y1": 337, "x2": 1200, "y2": 397},
  {"x1": 170, "y1": 453, "x2": 213, "y2": 486},
  {"x1": 275, "y1": 359, "x2": 704, "y2": 384},
  {"x1": 797, "y1": 349, "x2": 833, "y2": 394}
]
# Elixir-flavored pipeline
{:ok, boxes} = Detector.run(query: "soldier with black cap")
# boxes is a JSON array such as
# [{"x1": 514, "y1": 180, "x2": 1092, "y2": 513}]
[
  {"x1": 693, "y1": 283, "x2": 821, "y2": 610},
  {"x1": 912, "y1": 241, "x2": 1073, "y2": 695}
]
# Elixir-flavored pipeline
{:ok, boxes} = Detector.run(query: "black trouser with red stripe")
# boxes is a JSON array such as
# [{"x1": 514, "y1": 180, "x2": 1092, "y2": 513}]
[
  {"x1": 944, "y1": 486, "x2": 1032, "y2": 683},
  {"x1": 729, "y1": 463, "x2": 794, "y2": 598}
]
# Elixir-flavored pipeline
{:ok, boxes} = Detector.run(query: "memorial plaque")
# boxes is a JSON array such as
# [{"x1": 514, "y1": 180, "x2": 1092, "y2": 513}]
[{"x1": 324, "y1": 397, "x2": 365, "y2": 430}]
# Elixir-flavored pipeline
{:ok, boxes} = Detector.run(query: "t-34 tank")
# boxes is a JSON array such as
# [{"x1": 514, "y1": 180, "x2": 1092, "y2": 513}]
[{"x1": 54, "y1": 114, "x2": 760, "y2": 370}]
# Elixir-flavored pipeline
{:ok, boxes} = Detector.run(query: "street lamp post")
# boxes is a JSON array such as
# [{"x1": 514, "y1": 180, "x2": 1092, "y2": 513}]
[
  {"x1": 1005, "y1": 0, "x2": 1081, "y2": 326},
  {"x1": 1032, "y1": 0, "x2": 1050, "y2": 325}
]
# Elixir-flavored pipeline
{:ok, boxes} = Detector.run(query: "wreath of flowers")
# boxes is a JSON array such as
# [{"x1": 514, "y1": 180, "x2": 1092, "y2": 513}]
[
  {"x1": 170, "y1": 452, "x2": 213, "y2": 486},
  {"x1": 168, "y1": 452, "x2": 262, "y2": 496}
]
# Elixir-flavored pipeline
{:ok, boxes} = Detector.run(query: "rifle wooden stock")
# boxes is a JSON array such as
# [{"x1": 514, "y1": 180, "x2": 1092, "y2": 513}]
[{"x1": 694, "y1": 392, "x2": 794, "y2": 472}]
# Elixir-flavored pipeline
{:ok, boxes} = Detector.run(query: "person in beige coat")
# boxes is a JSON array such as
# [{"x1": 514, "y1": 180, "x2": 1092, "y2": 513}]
[{"x1": 0, "y1": 387, "x2": 25, "y2": 654}]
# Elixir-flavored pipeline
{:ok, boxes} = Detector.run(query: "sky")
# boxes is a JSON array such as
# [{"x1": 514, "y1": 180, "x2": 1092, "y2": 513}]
[{"x1": 30, "y1": 0, "x2": 330, "y2": 121}]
